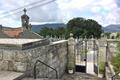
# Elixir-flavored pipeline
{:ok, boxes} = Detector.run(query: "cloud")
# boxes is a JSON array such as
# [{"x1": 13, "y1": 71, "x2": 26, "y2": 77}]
[
  {"x1": 57, "y1": 0, "x2": 120, "y2": 26},
  {"x1": 0, "y1": 0, "x2": 62, "y2": 27},
  {"x1": 27, "y1": 2, "x2": 61, "y2": 22},
  {"x1": 0, "y1": 0, "x2": 120, "y2": 27},
  {"x1": 0, "y1": 17, "x2": 21, "y2": 27}
]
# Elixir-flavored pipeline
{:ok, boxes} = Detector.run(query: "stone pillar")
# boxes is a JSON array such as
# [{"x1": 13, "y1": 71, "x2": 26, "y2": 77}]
[{"x1": 67, "y1": 33, "x2": 75, "y2": 74}]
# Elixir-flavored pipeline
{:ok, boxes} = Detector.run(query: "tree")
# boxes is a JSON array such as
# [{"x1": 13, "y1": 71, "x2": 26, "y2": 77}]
[
  {"x1": 38, "y1": 17, "x2": 103, "y2": 39},
  {"x1": 38, "y1": 27, "x2": 67, "y2": 38},
  {"x1": 67, "y1": 17, "x2": 103, "y2": 38},
  {"x1": 38, "y1": 27, "x2": 54, "y2": 37}
]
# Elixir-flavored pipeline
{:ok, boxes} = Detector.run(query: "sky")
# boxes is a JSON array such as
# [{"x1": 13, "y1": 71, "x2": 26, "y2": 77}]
[{"x1": 0, "y1": 0, "x2": 120, "y2": 27}]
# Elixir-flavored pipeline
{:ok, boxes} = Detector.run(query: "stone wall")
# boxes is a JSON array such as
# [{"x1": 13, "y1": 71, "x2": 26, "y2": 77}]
[
  {"x1": 0, "y1": 39, "x2": 68, "y2": 78},
  {"x1": 98, "y1": 40, "x2": 106, "y2": 62}
]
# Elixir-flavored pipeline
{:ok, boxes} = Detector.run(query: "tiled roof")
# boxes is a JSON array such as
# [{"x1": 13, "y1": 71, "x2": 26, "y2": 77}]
[
  {"x1": 3, "y1": 28, "x2": 23, "y2": 38},
  {"x1": 1, "y1": 27, "x2": 42, "y2": 39},
  {"x1": 0, "y1": 31, "x2": 10, "y2": 38},
  {"x1": 19, "y1": 31, "x2": 43, "y2": 39}
]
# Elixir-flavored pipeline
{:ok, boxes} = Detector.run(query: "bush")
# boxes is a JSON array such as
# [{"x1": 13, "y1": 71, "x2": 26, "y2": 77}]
[
  {"x1": 111, "y1": 53, "x2": 120, "y2": 72},
  {"x1": 111, "y1": 42, "x2": 120, "y2": 72},
  {"x1": 99, "y1": 62, "x2": 105, "y2": 74}
]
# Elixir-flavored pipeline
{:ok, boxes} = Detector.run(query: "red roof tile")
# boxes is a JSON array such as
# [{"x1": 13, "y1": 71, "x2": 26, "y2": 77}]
[{"x1": 3, "y1": 28, "x2": 23, "y2": 38}]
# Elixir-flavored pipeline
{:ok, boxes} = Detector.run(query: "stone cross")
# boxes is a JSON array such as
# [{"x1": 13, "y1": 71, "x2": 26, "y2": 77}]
[{"x1": 23, "y1": 8, "x2": 27, "y2": 14}]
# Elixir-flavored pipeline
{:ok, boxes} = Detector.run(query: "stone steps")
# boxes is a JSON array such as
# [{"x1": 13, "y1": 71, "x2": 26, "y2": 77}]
[
  {"x1": 21, "y1": 78, "x2": 60, "y2": 80},
  {"x1": 0, "y1": 71, "x2": 25, "y2": 80}
]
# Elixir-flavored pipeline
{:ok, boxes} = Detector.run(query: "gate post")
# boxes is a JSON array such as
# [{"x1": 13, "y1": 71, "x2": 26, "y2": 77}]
[{"x1": 67, "y1": 33, "x2": 75, "y2": 74}]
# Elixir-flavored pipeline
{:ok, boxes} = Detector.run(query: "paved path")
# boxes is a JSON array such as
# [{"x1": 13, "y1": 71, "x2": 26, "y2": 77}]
[
  {"x1": 22, "y1": 72, "x2": 103, "y2": 80},
  {"x1": 0, "y1": 71, "x2": 24, "y2": 80},
  {"x1": 62, "y1": 72, "x2": 102, "y2": 80}
]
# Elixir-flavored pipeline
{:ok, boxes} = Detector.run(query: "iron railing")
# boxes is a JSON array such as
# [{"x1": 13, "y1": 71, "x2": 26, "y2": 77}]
[
  {"x1": 111, "y1": 72, "x2": 120, "y2": 80},
  {"x1": 33, "y1": 59, "x2": 58, "y2": 79}
]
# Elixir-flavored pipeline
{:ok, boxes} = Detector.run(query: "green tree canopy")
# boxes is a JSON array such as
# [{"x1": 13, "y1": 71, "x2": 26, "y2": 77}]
[
  {"x1": 38, "y1": 17, "x2": 103, "y2": 39},
  {"x1": 39, "y1": 27, "x2": 67, "y2": 38},
  {"x1": 67, "y1": 17, "x2": 103, "y2": 38}
]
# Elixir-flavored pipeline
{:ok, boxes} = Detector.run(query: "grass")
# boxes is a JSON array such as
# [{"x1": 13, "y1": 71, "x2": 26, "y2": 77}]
[
  {"x1": 99, "y1": 61, "x2": 105, "y2": 74},
  {"x1": 111, "y1": 53, "x2": 120, "y2": 72}
]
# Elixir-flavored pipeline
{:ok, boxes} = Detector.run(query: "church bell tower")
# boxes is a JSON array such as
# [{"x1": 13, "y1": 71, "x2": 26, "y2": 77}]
[{"x1": 21, "y1": 8, "x2": 31, "y2": 31}]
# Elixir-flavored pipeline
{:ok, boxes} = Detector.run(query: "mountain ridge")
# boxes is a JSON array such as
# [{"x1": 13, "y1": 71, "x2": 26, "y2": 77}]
[
  {"x1": 31, "y1": 23, "x2": 66, "y2": 32},
  {"x1": 1, "y1": 23, "x2": 120, "y2": 33},
  {"x1": 103, "y1": 24, "x2": 120, "y2": 32}
]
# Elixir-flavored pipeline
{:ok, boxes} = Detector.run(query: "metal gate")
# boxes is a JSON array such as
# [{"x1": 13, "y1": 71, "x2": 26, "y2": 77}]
[
  {"x1": 75, "y1": 38, "x2": 87, "y2": 73},
  {"x1": 93, "y1": 40, "x2": 99, "y2": 75},
  {"x1": 75, "y1": 38, "x2": 99, "y2": 75}
]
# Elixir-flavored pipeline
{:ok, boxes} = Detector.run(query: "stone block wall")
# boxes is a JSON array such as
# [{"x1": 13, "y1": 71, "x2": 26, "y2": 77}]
[{"x1": 0, "y1": 40, "x2": 68, "y2": 78}]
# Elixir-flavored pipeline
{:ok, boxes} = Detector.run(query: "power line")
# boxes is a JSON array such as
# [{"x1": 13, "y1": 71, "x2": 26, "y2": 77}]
[
  {"x1": 0, "y1": 0, "x2": 46, "y2": 15},
  {"x1": 28, "y1": 0, "x2": 56, "y2": 11},
  {"x1": 0, "y1": 0, "x2": 56, "y2": 18}
]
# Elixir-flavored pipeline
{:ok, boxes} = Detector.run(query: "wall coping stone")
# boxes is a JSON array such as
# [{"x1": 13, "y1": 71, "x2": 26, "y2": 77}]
[
  {"x1": 0, "y1": 38, "x2": 50, "y2": 50},
  {"x1": 50, "y1": 40, "x2": 68, "y2": 45}
]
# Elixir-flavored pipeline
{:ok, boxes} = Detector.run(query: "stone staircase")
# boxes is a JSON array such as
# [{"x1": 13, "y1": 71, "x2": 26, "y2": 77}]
[
  {"x1": 0, "y1": 71, "x2": 25, "y2": 80},
  {"x1": 0, "y1": 71, "x2": 59, "y2": 80},
  {"x1": 21, "y1": 78, "x2": 60, "y2": 80}
]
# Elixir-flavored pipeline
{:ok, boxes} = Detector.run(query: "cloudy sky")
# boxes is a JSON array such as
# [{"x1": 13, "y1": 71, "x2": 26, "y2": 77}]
[{"x1": 0, "y1": 0, "x2": 120, "y2": 27}]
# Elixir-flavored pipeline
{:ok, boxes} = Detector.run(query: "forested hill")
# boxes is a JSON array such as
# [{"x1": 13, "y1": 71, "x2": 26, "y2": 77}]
[
  {"x1": 103, "y1": 24, "x2": 120, "y2": 32},
  {"x1": 31, "y1": 23, "x2": 66, "y2": 32}
]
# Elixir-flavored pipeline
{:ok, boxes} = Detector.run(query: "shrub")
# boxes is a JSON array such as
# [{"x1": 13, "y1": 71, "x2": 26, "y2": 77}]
[
  {"x1": 111, "y1": 53, "x2": 120, "y2": 72},
  {"x1": 99, "y1": 62, "x2": 105, "y2": 74}
]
